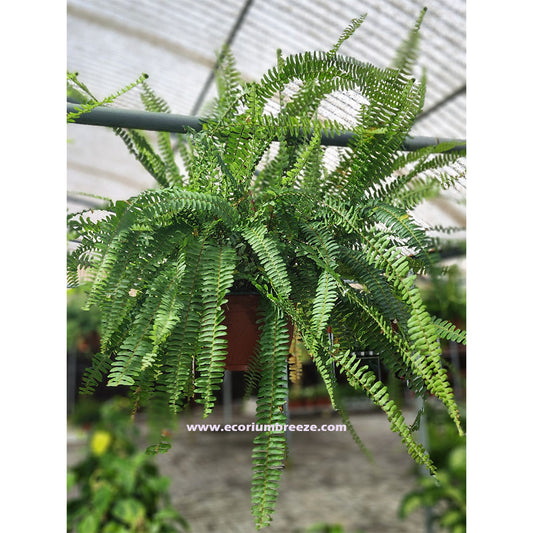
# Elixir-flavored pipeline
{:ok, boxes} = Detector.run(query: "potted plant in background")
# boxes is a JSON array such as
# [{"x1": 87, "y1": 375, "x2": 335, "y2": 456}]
[
  {"x1": 67, "y1": 9, "x2": 466, "y2": 528},
  {"x1": 68, "y1": 397, "x2": 189, "y2": 533},
  {"x1": 67, "y1": 288, "x2": 101, "y2": 355},
  {"x1": 398, "y1": 401, "x2": 466, "y2": 533},
  {"x1": 420, "y1": 261, "x2": 466, "y2": 330}
]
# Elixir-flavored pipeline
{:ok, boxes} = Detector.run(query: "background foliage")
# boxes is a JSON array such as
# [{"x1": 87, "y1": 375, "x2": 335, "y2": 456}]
[{"x1": 67, "y1": 398, "x2": 189, "y2": 533}]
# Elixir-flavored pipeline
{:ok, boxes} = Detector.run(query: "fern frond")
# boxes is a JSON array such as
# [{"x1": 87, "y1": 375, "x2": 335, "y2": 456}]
[
  {"x1": 113, "y1": 127, "x2": 170, "y2": 188},
  {"x1": 334, "y1": 351, "x2": 436, "y2": 474},
  {"x1": 332, "y1": 287, "x2": 424, "y2": 392},
  {"x1": 67, "y1": 72, "x2": 148, "y2": 122},
  {"x1": 334, "y1": 79, "x2": 423, "y2": 199},
  {"x1": 212, "y1": 45, "x2": 245, "y2": 120},
  {"x1": 338, "y1": 246, "x2": 407, "y2": 323},
  {"x1": 283, "y1": 128, "x2": 323, "y2": 187},
  {"x1": 126, "y1": 188, "x2": 238, "y2": 231},
  {"x1": 255, "y1": 51, "x2": 401, "y2": 111},
  {"x1": 148, "y1": 256, "x2": 188, "y2": 351},
  {"x1": 387, "y1": 175, "x2": 443, "y2": 211},
  {"x1": 163, "y1": 239, "x2": 210, "y2": 413},
  {"x1": 329, "y1": 14, "x2": 367, "y2": 55},
  {"x1": 79, "y1": 202, "x2": 140, "y2": 312},
  {"x1": 391, "y1": 7, "x2": 426, "y2": 76},
  {"x1": 95, "y1": 231, "x2": 144, "y2": 350},
  {"x1": 194, "y1": 244, "x2": 237, "y2": 417},
  {"x1": 251, "y1": 302, "x2": 289, "y2": 529},
  {"x1": 301, "y1": 223, "x2": 339, "y2": 336},
  {"x1": 243, "y1": 225, "x2": 291, "y2": 300},
  {"x1": 307, "y1": 344, "x2": 339, "y2": 411},
  {"x1": 366, "y1": 202, "x2": 436, "y2": 271},
  {"x1": 307, "y1": 236, "x2": 459, "y2": 428},
  {"x1": 79, "y1": 352, "x2": 111, "y2": 395},
  {"x1": 99, "y1": 226, "x2": 185, "y2": 354},
  {"x1": 300, "y1": 136, "x2": 327, "y2": 194},
  {"x1": 243, "y1": 346, "x2": 263, "y2": 401},
  {"x1": 139, "y1": 82, "x2": 184, "y2": 187},
  {"x1": 433, "y1": 317, "x2": 466, "y2": 345},
  {"x1": 105, "y1": 258, "x2": 187, "y2": 387}
]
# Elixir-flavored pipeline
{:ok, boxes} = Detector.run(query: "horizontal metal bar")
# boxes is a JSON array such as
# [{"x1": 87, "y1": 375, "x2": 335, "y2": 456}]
[
  {"x1": 68, "y1": 102, "x2": 204, "y2": 133},
  {"x1": 67, "y1": 102, "x2": 466, "y2": 152}
]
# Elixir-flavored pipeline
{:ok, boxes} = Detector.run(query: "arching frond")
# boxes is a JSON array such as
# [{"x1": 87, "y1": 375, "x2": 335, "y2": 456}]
[
  {"x1": 251, "y1": 302, "x2": 290, "y2": 529},
  {"x1": 242, "y1": 224, "x2": 292, "y2": 301},
  {"x1": 67, "y1": 71, "x2": 148, "y2": 121},
  {"x1": 333, "y1": 350, "x2": 436, "y2": 474},
  {"x1": 139, "y1": 82, "x2": 185, "y2": 187},
  {"x1": 433, "y1": 317, "x2": 466, "y2": 345},
  {"x1": 194, "y1": 244, "x2": 237, "y2": 417},
  {"x1": 329, "y1": 14, "x2": 367, "y2": 55}
]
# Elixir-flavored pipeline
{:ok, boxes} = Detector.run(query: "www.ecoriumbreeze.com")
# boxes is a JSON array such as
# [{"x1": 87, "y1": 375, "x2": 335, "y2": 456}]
[{"x1": 186, "y1": 423, "x2": 347, "y2": 432}]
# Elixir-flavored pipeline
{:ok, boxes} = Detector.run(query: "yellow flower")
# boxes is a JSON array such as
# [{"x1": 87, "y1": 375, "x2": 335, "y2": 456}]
[{"x1": 90, "y1": 430, "x2": 112, "y2": 456}]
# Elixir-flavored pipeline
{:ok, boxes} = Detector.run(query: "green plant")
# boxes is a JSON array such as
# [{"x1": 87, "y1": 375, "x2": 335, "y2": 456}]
[
  {"x1": 67, "y1": 398, "x2": 189, "y2": 533},
  {"x1": 67, "y1": 9, "x2": 466, "y2": 528},
  {"x1": 69, "y1": 396, "x2": 102, "y2": 427},
  {"x1": 399, "y1": 403, "x2": 466, "y2": 532},
  {"x1": 421, "y1": 263, "x2": 466, "y2": 326},
  {"x1": 67, "y1": 288, "x2": 101, "y2": 353}
]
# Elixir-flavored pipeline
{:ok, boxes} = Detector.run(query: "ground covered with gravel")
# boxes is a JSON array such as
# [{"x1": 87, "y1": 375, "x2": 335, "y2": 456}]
[
  {"x1": 68, "y1": 400, "x2": 428, "y2": 532},
  {"x1": 143, "y1": 403, "x2": 426, "y2": 533}
]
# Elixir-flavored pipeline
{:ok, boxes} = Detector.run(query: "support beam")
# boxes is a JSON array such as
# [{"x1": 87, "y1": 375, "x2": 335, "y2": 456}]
[
  {"x1": 415, "y1": 84, "x2": 466, "y2": 124},
  {"x1": 190, "y1": 0, "x2": 255, "y2": 115},
  {"x1": 67, "y1": 102, "x2": 466, "y2": 152}
]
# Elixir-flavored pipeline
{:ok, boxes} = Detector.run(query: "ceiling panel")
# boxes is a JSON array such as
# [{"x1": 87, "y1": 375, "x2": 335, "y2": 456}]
[{"x1": 67, "y1": 0, "x2": 466, "y2": 231}]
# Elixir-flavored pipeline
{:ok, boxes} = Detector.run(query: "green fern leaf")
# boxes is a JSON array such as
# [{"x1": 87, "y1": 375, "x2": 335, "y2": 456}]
[
  {"x1": 243, "y1": 224, "x2": 291, "y2": 300},
  {"x1": 329, "y1": 14, "x2": 367, "y2": 55},
  {"x1": 194, "y1": 244, "x2": 237, "y2": 417},
  {"x1": 433, "y1": 317, "x2": 466, "y2": 345},
  {"x1": 251, "y1": 302, "x2": 289, "y2": 529},
  {"x1": 391, "y1": 7, "x2": 426, "y2": 76},
  {"x1": 139, "y1": 82, "x2": 184, "y2": 187},
  {"x1": 334, "y1": 351, "x2": 436, "y2": 474},
  {"x1": 163, "y1": 239, "x2": 210, "y2": 413},
  {"x1": 67, "y1": 72, "x2": 148, "y2": 122},
  {"x1": 79, "y1": 352, "x2": 111, "y2": 395},
  {"x1": 113, "y1": 127, "x2": 170, "y2": 188}
]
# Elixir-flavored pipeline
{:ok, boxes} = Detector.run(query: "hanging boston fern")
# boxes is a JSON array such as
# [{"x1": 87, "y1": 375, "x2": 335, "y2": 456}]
[{"x1": 67, "y1": 9, "x2": 465, "y2": 529}]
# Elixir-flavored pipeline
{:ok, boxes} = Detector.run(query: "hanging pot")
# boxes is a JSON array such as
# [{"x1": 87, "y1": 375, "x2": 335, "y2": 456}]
[
  {"x1": 223, "y1": 293, "x2": 293, "y2": 371},
  {"x1": 223, "y1": 293, "x2": 261, "y2": 371}
]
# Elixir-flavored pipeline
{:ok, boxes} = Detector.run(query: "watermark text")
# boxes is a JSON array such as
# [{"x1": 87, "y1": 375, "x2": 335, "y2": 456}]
[{"x1": 186, "y1": 422, "x2": 346, "y2": 433}]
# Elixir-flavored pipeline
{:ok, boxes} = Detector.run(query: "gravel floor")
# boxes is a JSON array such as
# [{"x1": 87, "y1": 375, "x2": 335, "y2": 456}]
[
  {"x1": 68, "y1": 402, "x2": 427, "y2": 533},
  {"x1": 148, "y1": 403, "x2": 425, "y2": 533}
]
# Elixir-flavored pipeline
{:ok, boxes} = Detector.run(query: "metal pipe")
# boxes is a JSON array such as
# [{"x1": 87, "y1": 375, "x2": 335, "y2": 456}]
[
  {"x1": 416, "y1": 395, "x2": 435, "y2": 533},
  {"x1": 68, "y1": 102, "x2": 204, "y2": 133},
  {"x1": 414, "y1": 84, "x2": 466, "y2": 124},
  {"x1": 67, "y1": 102, "x2": 466, "y2": 152},
  {"x1": 223, "y1": 370, "x2": 232, "y2": 425}
]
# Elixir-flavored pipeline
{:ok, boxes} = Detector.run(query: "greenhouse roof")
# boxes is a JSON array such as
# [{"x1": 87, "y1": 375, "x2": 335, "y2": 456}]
[{"x1": 67, "y1": 0, "x2": 466, "y2": 234}]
